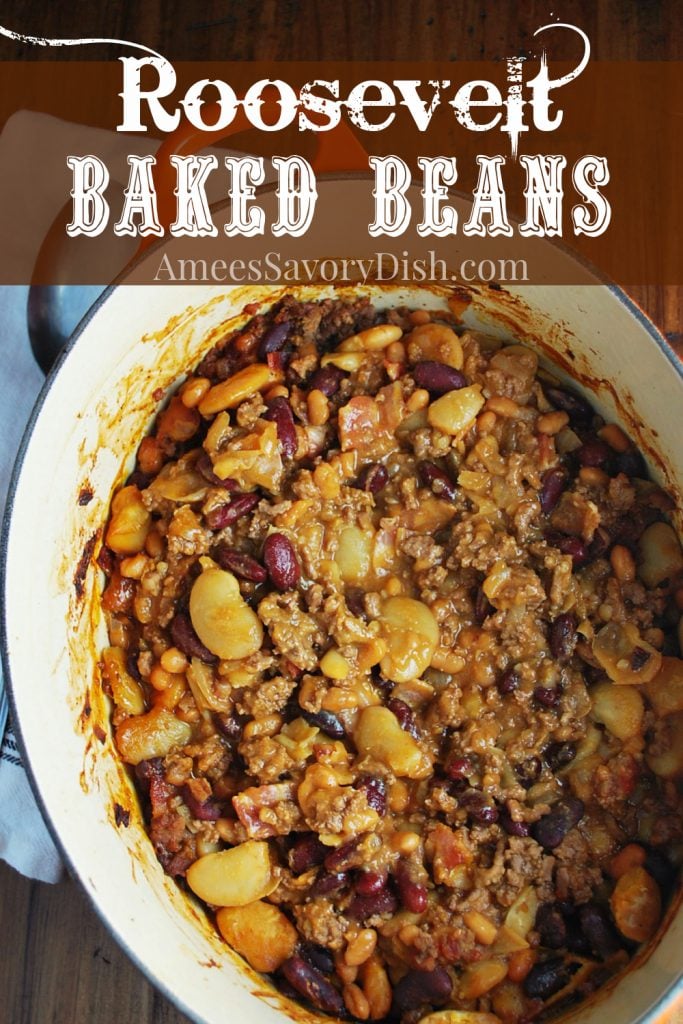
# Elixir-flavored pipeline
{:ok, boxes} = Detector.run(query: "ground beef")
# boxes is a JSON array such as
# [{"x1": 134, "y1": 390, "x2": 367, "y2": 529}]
[
  {"x1": 258, "y1": 591, "x2": 324, "y2": 671},
  {"x1": 302, "y1": 786, "x2": 376, "y2": 836},
  {"x1": 293, "y1": 898, "x2": 349, "y2": 950},
  {"x1": 500, "y1": 837, "x2": 556, "y2": 906},
  {"x1": 550, "y1": 491, "x2": 601, "y2": 542},
  {"x1": 400, "y1": 533, "x2": 444, "y2": 568},
  {"x1": 235, "y1": 675, "x2": 297, "y2": 717},
  {"x1": 184, "y1": 735, "x2": 231, "y2": 781},
  {"x1": 238, "y1": 735, "x2": 297, "y2": 783},
  {"x1": 196, "y1": 316, "x2": 267, "y2": 381},
  {"x1": 554, "y1": 831, "x2": 604, "y2": 904}
]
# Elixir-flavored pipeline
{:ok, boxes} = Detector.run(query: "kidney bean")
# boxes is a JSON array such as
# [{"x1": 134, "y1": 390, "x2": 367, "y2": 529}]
[
  {"x1": 373, "y1": 670, "x2": 394, "y2": 698},
  {"x1": 615, "y1": 448, "x2": 646, "y2": 478},
  {"x1": 549, "y1": 612, "x2": 577, "y2": 662},
  {"x1": 170, "y1": 612, "x2": 217, "y2": 664},
  {"x1": 280, "y1": 956, "x2": 345, "y2": 1016},
  {"x1": 182, "y1": 785, "x2": 222, "y2": 821},
  {"x1": 413, "y1": 360, "x2": 467, "y2": 394},
  {"x1": 263, "y1": 532, "x2": 301, "y2": 589},
  {"x1": 444, "y1": 755, "x2": 475, "y2": 781},
  {"x1": 266, "y1": 351, "x2": 285, "y2": 373},
  {"x1": 560, "y1": 537, "x2": 588, "y2": 566},
  {"x1": 523, "y1": 957, "x2": 571, "y2": 1000},
  {"x1": 417, "y1": 460, "x2": 457, "y2": 502},
  {"x1": 354, "y1": 775, "x2": 387, "y2": 816},
  {"x1": 289, "y1": 833, "x2": 328, "y2": 874},
  {"x1": 532, "y1": 796, "x2": 585, "y2": 850},
  {"x1": 462, "y1": 790, "x2": 499, "y2": 825},
  {"x1": 536, "y1": 903, "x2": 567, "y2": 949},
  {"x1": 563, "y1": 911, "x2": 591, "y2": 955},
  {"x1": 213, "y1": 711, "x2": 245, "y2": 742},
  {"x1": 297, "y1": 942, "x2": 335, "y2": 975},
  {"x1": 540, "y1": 467, "x2": 568, "y2": 514},
  {"x1": 347, "y1": 889, "x2": 399, "y2": 921},
  {"x1": 516, "y1": 756, "x2": 542, "y2": 788},
  {"x1": 387, "y1": 698, "x2": 419, "y2": 738},
  {"x1": 356, "y1": 869, "x2": 389, "y2": 895},
  {"x1": 214, "y1": 544, "x2": 267, "y2": 583},
  {"x1": 543, "y1": 385, "x2": 594, "y2": 423},
  {"x1": 534, "y1": 686, "x2": 560, "y2": 709},
  {"x1": 578, "y1": 438, "x2": 612, "y2": 469},
  {"x1": 579, "y1": 903, "x2": 621, "y2": 960},
  {"x1": 265, "y1": 396, "x2": 298, "y2": 459},
  {"x1": 324, "y1": 837, "x2": 363, "y2": 873},
  {"x1": 356, "y1": 462, "x2": 389, "y2": 494},
  {"x1": 545, "y1": 741, "x2": 577, "y2": 771},
  {"x1": 474, "y1": 585, "x2": 493, "y2": 625},
  {"x1": 258, "y1": 321, "x2": 290, "y2": 360},
  {"x1": 196, "y1": 451, "x2": 236, "y2": 489},
  {"x1": 134, "y1": 757, "x2": 164, "y2": 792},
  {"x1": 392, "y1": 968, "x2": 452, "y2": 1014},
  {"x1": 395, "y1": 862, "x2": 428, "y2": 914},
  {"x1": 545, "y1": 530, "x2": 589, "y2": 566},
  {"x1": 97, "y1": 546, "x2": 116, "y2": 575},
  {"x1": 345, "y1": 588, "x2": 367, "y2": 620},
  {"x1": 205, "y1": 492, "x2": 260, "y2": 530},
  {"x1": 497, "y1": 668, "x2": 520, "y2": 695},
  {"x1": 499, "y1": 807, "x2": 531, "y2": 837},
  {"x1": 307, "y1": 364, "x2": 345, "y2": 397},
  {"x1": 303, "y1": 708, "x2": 346, "y2": 739},
  {"x1": 310, "y1": 871, "x2": 349, "y2": 897},
  {"x1": 473, "y1": 804, "x2": 500, "y2": 826}
]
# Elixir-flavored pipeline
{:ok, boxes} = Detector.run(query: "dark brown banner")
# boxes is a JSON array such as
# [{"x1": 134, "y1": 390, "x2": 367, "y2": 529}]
[{"x1": 0, "y1": 59, "x2": 681, "y2": 285}]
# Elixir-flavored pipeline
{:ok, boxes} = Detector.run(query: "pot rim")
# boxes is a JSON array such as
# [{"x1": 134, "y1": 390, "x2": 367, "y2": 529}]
[{"x1": 2, "y1": 279, "x2": 682, "y2": 1024}]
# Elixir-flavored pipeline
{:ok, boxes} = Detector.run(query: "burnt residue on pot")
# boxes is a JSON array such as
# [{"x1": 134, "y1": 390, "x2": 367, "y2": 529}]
[
  {"x1": 79, "y1": 689, "x2": 91, "y2": 725},
  {"x1": 73, "y1": 531, "x2": 98, "y2": 600},
  {"x1": 77, "y1": 484, "x2": 94, "y2": 506},
  {"x1": 113, "y1": 802, "x2": 130, "y2": 828}
]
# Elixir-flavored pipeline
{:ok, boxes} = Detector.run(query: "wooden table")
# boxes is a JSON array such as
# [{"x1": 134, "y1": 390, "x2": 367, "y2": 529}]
[{"x1": 0, "y1": 2, "x2": 681, "y2": 1021}]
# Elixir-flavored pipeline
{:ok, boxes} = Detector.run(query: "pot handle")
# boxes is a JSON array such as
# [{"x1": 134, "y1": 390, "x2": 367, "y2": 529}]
[{"x1": 138, "y1": 97, "x2": 370, "y2": 252}]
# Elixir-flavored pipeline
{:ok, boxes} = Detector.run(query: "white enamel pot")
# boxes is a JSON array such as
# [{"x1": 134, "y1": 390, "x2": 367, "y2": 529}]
[{"x1": 2, "y1": 206, "x2": 683, "y2": 1024}]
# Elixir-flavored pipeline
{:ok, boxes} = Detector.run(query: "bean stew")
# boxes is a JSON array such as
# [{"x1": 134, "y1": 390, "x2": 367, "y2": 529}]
[{"x1": 100, "y1": 292, "x2": 683, "y2": 1023}]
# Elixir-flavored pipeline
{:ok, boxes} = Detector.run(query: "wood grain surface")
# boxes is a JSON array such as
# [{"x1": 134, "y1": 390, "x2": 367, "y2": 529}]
[{"x1": 0, "y1": 2, "x2": 680, "y2": 1023}]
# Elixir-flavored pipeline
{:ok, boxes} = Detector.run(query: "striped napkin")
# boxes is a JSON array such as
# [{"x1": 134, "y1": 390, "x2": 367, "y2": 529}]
[{"x1": 0, "y1": 284, "x2": 64, "y2": 883}]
